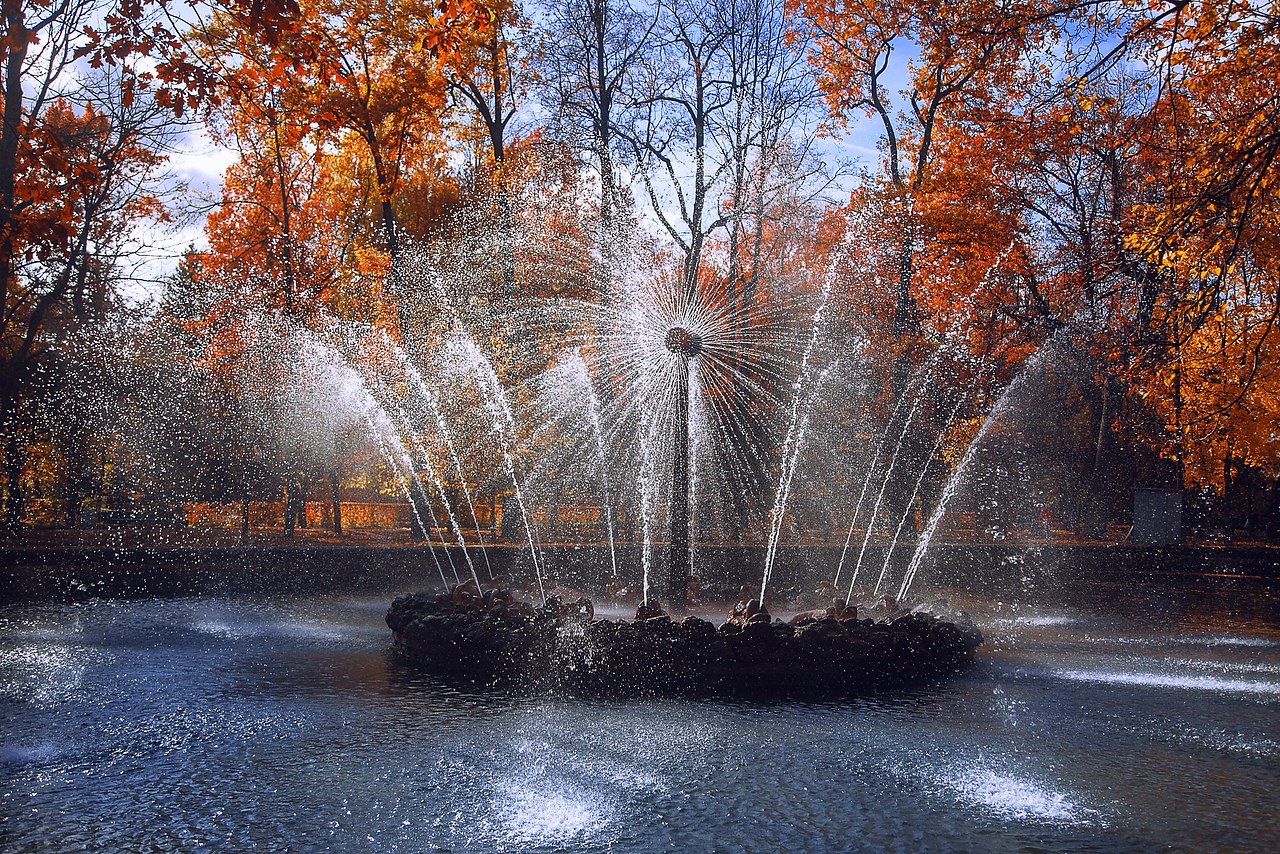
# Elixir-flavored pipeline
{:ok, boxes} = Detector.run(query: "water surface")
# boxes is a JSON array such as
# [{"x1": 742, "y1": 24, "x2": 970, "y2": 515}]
[{"x1": 2, "y1": 574, "x2": 1277, "y2": 851}]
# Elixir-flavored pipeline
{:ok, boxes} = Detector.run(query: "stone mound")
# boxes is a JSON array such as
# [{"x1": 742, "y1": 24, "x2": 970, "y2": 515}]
[{"x1": 386, "y1": 591, "x2": 983, "y2": 698}]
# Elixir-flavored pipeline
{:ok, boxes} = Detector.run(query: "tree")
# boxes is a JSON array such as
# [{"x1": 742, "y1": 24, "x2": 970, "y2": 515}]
[
  {"x1": 538, "y1": 0, "x2": 654, "y2": 299},
  {"x1": 85, "y1": 0, "x2": 489, "y2": 312},
  {"x1": 444, "y1": 0, "x2": 532, "y2": 301},
  {"x1": 255, "y1": 0, "x2": 467, "y2": 301},
  {"x1": 1, "y1": 3, "x2": 168, "y2": 406},
  {"x1": 622, "y1": 0, "x2": 831, "y2": 310},
  {"x1": 0, "y1": 2, "x2": 171, "y2": 524},
  {"x1": 795, "y1": 0, "x2": 1057, "y2": 355}
]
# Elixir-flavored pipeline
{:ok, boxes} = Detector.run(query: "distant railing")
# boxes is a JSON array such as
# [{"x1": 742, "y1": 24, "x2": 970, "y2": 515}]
[{"x1": 184, "y1": 502, "x2": 421, "y2": 530}]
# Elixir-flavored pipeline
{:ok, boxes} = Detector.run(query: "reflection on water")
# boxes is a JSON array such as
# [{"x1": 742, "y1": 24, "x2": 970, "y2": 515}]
[{"x1": 1, "y1": 573, "x2": 1277, "y2": 852}]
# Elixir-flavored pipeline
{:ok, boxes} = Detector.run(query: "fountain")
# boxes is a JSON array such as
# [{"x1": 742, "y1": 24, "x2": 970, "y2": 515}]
[
  {"x1": 127, "y1": 192, "x2": 995, "y2": 697},
  {"x1": 380, "y1": 270, "x2": 984, "y2": 697},
  {"x1": 664, "y1": 325, "x2": 700, "y2": 613}
]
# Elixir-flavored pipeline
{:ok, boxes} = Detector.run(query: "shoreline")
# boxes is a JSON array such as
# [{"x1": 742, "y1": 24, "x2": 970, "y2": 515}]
[{"x1": 2, "y1": 538, "x2": 1276, "y2": 604}]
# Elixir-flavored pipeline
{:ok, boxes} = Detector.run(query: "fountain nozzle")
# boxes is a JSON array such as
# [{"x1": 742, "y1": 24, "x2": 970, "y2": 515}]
[{"x1": 665, "y1": 326, "x2": 702, "y2": 357}]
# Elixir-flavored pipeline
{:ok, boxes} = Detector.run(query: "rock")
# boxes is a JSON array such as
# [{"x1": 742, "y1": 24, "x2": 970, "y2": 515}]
[
  {"x1": 789, "y1": 608, "x2": 828, "y2": 626},
  {"x1": 450, "y1": 579, "x2": 482, "y2": 606},
  {"x1": 833, "y1": 601, "x2": 858, "y2": 622},
  {"x1": 386, "y1": 590, "x2": 983, "y2": 698},
  {"x1": 635, "y1": 600, "x2": 666, "y2": 621},
  {"x1": 679, "y1": 615, "x2": 717, "y2": 642}
]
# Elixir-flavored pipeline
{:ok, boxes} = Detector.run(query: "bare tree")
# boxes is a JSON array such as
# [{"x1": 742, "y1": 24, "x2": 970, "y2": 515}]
[
  {"x1": 537, "y1": 0, "x2": 655, "y2": 300},
  {"x1": 716, "y1": 0, "x2": 834, "y2": 325},
  {"x1": 620, "y1": 0, "x2": 832, "y2": 307}
]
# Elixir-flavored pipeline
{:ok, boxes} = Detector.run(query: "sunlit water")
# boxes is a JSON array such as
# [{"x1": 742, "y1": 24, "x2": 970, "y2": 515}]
[{"x1": 2, "y1": 575, "x2": 1277, "y2": 852}]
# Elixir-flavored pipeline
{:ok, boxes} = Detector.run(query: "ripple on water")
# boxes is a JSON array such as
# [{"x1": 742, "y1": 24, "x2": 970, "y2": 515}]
[{"x1": 4, "y1": 593, "x2": 1279, "y2": 852}]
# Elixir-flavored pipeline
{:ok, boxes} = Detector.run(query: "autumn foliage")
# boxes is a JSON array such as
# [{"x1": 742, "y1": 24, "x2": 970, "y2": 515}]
[{"x1": 1, "y1": 0, "x2": 1277, "y2": 538}]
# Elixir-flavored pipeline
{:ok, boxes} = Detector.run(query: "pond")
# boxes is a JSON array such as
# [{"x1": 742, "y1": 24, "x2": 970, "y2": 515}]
[{"x1": 2, "y1": 572, "x2": 1277, "y2": 851}]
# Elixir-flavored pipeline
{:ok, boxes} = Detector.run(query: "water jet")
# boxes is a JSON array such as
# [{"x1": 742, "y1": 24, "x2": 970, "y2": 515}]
[{"x1": 665, "y1": 325, "x2": 700, "y2": 614}]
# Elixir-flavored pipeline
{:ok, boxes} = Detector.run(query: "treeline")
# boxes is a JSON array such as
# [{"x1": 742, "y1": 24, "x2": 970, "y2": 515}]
[{"x1": 1, "y1": 0, "x2": 1276, "y2": 540}]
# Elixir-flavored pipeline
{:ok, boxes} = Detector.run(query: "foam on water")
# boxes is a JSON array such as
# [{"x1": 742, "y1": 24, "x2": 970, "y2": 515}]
[
  {"x1": 1016, "y1": 615, "x2": 1077, "y2": 626},
  {"x1": 1094, "y1": 633, "x2": 1279, "y2": 649},
  {"x1": 0, "y1": 742, "x2": 62, "y2": 766},
  {"x1": 190, "y1": 617, "x2": 345, "y2": 643},
  {"x1": 1049, "y1": 668, "x2": 1280, "y2": 695},
  {"x1": 1165, "y1": 724, "x2": 1280, "y2": 757},
  {"x1": 951, "y1": 769, "x2": 1095, "y2": 823},
  {"x1": 989, "y1": 614, "x2": 1078, "y2": 630},
  {"x1": 7, "y1": 623, "x2": 86, "y2": 642},
  {"x1": 0, "y1": 644, "x2": 113, "y2": 707},
  {"x1": 1195, "y1": 635, "x2": 1279, "y2": 649},
  {"x1": 495, "y1": 780, "x2": 615, "y2": 845},
  {"x1": 1165, "y1": 656, "x2": 1280, "y2": 676},
  {"x1": 881, "y1": 746, "x2": 1104, "y2": 828}
]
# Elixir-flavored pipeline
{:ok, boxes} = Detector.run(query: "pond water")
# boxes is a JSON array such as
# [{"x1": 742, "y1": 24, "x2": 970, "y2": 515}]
[{"x1": 2, "y1": 571, "x2": 1277, "y2": 852}]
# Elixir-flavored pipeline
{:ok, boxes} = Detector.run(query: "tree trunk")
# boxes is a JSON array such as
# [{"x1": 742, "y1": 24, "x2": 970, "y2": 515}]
[
  {"x1": 283, "y1": 479, "x2": 296, "y2": 537},
  {"x1": 1222, "y1": 454, "x2": 1234, "y2": 530},
  {"x1": 369, "y1": 130, "x2": 408, "y2": 342},
  {"x1": 64, "y1": 492, "x2": 81, "y2": 530},
  {"x1": 1245, "y1": 469, "x2": 1255, "y2": 533},
  {"x1": 329, "y1": 469, "x2": 342, "y2": 535},
  {"x1": 297, "y1": 472, "x2": 309, "y2": 528},
  {"x1": 1084, "y1": 374, "x2": 1119, "y2": 536},
  {"x1": 890, "y1": 226, "x2": 919, "y2": 398},
  {"x1": 497, "y1": 189, "x2": 518, "y2": 309},
  {"x1": 270, "y1": 107, "x2": 297, "y2": 313},
  {"x1": 4, "y1": 427, "x2": 24, "y2": 529},
  {"x1": 598, "y1": 145, "x2": 616, "y2": 305},
  {"x1": 241, "y1": 484, "x2": 250, "y2": 543},
  {"x1": 0, "y1": 7, "x2": 31, "y2": 321},
  {"x1": 1270, "y1": 480, "x2": 1280, "y2": 544}
]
